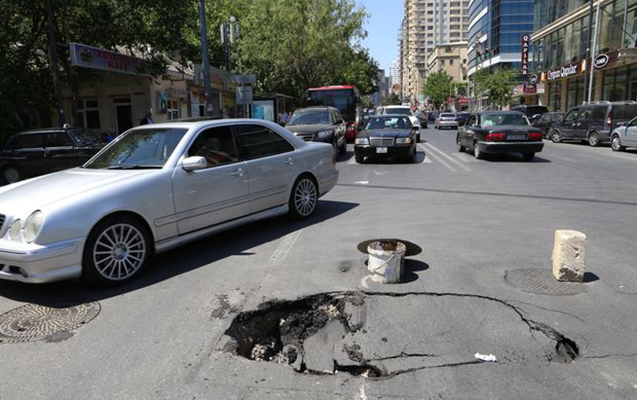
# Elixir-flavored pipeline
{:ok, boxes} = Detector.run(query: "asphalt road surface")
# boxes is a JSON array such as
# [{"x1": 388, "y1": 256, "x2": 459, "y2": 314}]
[{"x1": 1, "y1": 127, "x2": 636, "y2": 399}]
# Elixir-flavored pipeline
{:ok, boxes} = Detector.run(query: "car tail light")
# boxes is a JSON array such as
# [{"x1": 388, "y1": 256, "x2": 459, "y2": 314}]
[
  {"x1": 346, "y1": 122, "x2": 356, "y2": 136},
  {"x1": 607, "y1": 116, "x2": 612, "y2": 129},
  {"x1": 528, "y1": 133, "x2": 543, "y2": 141},
  {"x1": 485, "y1": 132, "x2": 506, "y2": 142}
]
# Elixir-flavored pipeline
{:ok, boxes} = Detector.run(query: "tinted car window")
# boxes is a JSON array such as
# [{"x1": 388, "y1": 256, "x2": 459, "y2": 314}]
[
  {"x1": 466, "y1": 115, "x2": 476, "y2": 126},
  {"x1": 288, "y1": 110, "x2": 330, "y2": 125},
  {"x1": 581, "y1": 107, "x2": 593, "y2": 120},
  {"x1": 589, "y1": 106, "x2": 607, "y2": 121},
  {"x1": 188, "y1": 126, "x2": 239, "y2": 168},
  {"x1": 440, "y1": 113, "x2": 455, "y2": 118},
  {"x1": 384, "y1": 108, "x2": 412, "y2": 116},
  {"x1": 481, "y1": 113, "x2": 529, "y2": 126},
  {"x1": 235, "y1": 125, "x2": 294, "y2": 160},
  {"x1": 611, "y1": 104, "x2": 637, "y2": 120},
  {"x1": 365, "y1": 117, "x2": 411, "y2": 130},
  {"x1": 44, "y1": 132, "x2": 73, "y2": 147},
  {"x1": 564, "y1": 109, "x2": 579, "y2": 122},
  {"x1": 13, "y1": 134, "x2": 43, "y2": 149}
]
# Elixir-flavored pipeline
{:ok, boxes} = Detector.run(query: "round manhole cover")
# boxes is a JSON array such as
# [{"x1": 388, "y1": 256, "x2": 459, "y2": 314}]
[
  {"x1": 0, "y1": 302, "x2": 100, "y2": 343},
  {"x1": 505, "y1": 269, "x2": 586, "y2": 296}
]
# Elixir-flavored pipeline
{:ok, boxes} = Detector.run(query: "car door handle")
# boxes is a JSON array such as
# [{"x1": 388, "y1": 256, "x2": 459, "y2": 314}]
[
  {"x1": 231, "y1": 168, "x2": 244, "y2": 177},
  {"x1": 283, "y1": 157, "x2": 295, "y2": 165}
]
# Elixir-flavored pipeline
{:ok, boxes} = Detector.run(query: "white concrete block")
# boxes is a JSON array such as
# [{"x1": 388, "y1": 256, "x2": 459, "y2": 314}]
[{"x1": 552, "y1": 230, "x2": 587, "y2": 282}]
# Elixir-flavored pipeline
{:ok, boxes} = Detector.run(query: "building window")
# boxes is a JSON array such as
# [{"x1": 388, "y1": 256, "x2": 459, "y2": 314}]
[
  {"x1": 427, "y1": 33, "x2": 434, "y2": 37},
  {"x1": 451, "y1": 17, "x2": 460, "y2": 22},
  {"x1": 449, "y1": 59, "x2": 454, "y2": 65},
  {"x1": 566, "y1": 75, "x2": 585, "y2": 110},
  {"x1": 167, "y1": 100, "x2": 180, "y2": 120},
  {"x1": 549, "y1": 81, "x2": 562, "y2": 111},
  {"x1": 75, "y1": 99, "x2": 100, "y2": 129}
]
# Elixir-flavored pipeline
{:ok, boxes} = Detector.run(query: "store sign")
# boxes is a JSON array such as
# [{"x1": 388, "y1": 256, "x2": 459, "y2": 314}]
[
  {"x1": 524, "y1": 84, "x2": 537, "y2": 94},
  {"x1": 529, "y1": 74, "x2": 538, "y2": 84},
  {"x1": 69, "y1": 43, "x2": 149, "y2": 75},
  {"x1": 521, "y1": 35, "x2": 529, "y2": 75},
  {"x1": 547, "y1": 62, "x2": 581, "y2": 81},
  {"x1": 594, "y1": 54, "x2": 609, "y2": 69}
]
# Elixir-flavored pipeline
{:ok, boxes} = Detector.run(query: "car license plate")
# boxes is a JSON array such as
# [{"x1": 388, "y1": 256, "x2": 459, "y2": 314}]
[
  {"x1": 508, "y1": 135, "x2": 526, "y2": 140},
  {"x1": 376, "y1": 147, "x2": 388, "y2": 154}
]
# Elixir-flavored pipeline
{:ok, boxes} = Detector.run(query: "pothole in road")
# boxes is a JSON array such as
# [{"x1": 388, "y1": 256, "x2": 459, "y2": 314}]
[
  {"x1": 221, "y1": 291, "x2": 579, "y2": 378},
  {"x1": 0, "y1": 302, "x2": 100, "y2": 344}
]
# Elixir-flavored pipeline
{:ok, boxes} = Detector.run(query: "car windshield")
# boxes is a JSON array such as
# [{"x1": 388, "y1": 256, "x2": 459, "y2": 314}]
[
  {"x1": 68, "y1": 129, "x2": 102, "y2": 146},
  {"x1": 288, "y1": 111, "x2": 330, "y2": 125},
  {"x1": 365, "y1": 117, "x2": 410, "y2": 130},
  {"x1": 84, "y1": 128, "x2": 187, "y2": 169},
  {"x1": 481, "y1": 113, "x2": 529, "y2": 126},
  {"x1": 385, "y1": 108, "x2": 412, "y2": 116}
]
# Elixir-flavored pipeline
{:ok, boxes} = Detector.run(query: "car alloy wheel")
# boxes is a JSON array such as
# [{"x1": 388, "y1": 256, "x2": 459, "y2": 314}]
[
  {"x1": 588, "y1": 132, "x2": 600, "y2": 147},
  {"x1": 550, "y1": 130, "x2": 562, "y2": 143},
  {"x1": 3, "y1": 167, "x2": 20, "y2": 184},
  {"x1": 611, "y1": 135, "x2": 625, "y2": 152},
  {"x1": 473, "y1": 141, "x2": 483, "y2": 159},
  {"x1": 290, "y1": 177, "x2": 318, "y2": 219},
  {"x1": 83, "y1": 216, "x2": 151, "y2": 285}
]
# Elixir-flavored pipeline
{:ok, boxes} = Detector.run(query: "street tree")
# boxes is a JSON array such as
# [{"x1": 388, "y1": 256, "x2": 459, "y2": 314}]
[
  {"x1": 422, "y1": 71, "x2": 455, "y2": 110},
  {"x1": 472, "y1": 67, "x2": 518, "y2": 109},
  {"x1": 382, "y1": 93, "x2": 402, "y2": 106}
]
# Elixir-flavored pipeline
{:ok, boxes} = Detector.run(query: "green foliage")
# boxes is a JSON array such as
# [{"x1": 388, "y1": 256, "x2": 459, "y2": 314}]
[
  {"x1": 382, "y1": 93, "x2": 402, "y2": 106},
  {"x1": 471, "y1": 67, "x2": 518, "y2": 108},
  {"x1": 422, "y1": 71, "x2": 454, "y2": 109}
]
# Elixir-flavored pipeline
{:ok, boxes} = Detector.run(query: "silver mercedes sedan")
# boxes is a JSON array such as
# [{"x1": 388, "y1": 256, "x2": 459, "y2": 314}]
[{"x1": 0, "y1": 119, "x2": 338, "y2": 285}]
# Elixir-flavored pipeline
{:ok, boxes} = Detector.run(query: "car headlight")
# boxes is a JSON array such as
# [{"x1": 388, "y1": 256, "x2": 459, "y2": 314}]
[
  {"x1": 24, "y1": 210, "x2": 44, "y2": 243},
  {"x1": 396, "y1": 138, "x2": 412, "y2": 144},
  {"x1": 355, "y1": 138, "x2": 369, "y2": 145},
  {"x1": 8, "y1": 219, "x2": 21, "y2": 241},
  {"x1": 316, "y1": 130, "x2": 332, "y2": 139}
]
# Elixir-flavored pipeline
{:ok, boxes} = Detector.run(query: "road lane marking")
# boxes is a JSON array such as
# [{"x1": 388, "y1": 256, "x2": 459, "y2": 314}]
[
  {"x1": 354, "y1": 180, "x2": 369, "y2": 185},
  {"x1": 423, "y1": 143, "x2": 472, "y2": 171},
  {"x1": 347, "y1": 156, "x2": 357, "y2": 165},
  {"x1": 422, "y1": 155, "x2": 432, "y2": 163},
  {"x1": 452, "y1": 152, "x2": 478, "y2": 162},
  {"x1": 269, "y1": 230, "x2": 302, "y2": 265},
  {"x1": 418, "y1": 144, "x2": 456, "y2": 172}
]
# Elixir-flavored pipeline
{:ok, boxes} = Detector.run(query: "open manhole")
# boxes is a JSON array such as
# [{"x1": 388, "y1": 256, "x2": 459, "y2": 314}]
[
  {"x1": 221, "y1": 291, "x2": 579, "y2": 378},
  {"x1": 505, "y1": 269, "x2": 586, "y2": 296},
  {"x1": 0, "y1": 302, "x2": 100, "y2": 343}
]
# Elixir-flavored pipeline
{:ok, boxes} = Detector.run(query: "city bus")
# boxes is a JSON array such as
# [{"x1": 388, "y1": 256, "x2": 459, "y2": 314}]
[{"x1": 306, "y1": 85, "x2": 363, "y2": 142}]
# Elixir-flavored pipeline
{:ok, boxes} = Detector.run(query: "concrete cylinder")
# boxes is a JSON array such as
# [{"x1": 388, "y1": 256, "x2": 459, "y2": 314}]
[
  {"x1": 552, "y1": 230, "x2": 587, "y2": 282},
  {"x1": 367, "y1": 241, "x2": 406, "y2": 284}
]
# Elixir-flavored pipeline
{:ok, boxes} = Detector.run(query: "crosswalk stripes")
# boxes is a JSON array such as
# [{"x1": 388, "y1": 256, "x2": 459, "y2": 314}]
[
  {"x1": 422, "y1": 143, "x2": 472, "y2": 172},
  {"x1": 417, "y1": 144, "x2": 456, "y2": 172}
]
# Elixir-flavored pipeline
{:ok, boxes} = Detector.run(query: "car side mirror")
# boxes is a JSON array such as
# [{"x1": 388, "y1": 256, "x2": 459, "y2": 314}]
[{"x1": 182, "y1": 156, "x2": 207, "y2": 171}]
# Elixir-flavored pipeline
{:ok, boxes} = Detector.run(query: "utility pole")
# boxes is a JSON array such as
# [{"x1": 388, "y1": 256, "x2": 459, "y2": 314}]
[
  {"x1": 585, "y1": 0, "x2": 595, "y2": 103},
  {"x1": 198, "y1": 0, "x2": 213, "y2": 116},
  {"x1": 587, "y1": 3, "x2": 601, "y2": 104},
  {"x1": 46, "y1": 0, "x2": 65, "y2": 126}
]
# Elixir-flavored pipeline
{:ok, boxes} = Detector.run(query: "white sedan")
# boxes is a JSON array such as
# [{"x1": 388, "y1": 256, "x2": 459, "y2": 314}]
[
  {"x1": 380, "y1": 105, "x2": 421, "y2": 142},
  {"x1": 0, "y1": 120, "x2": 338, "y2": 285}
]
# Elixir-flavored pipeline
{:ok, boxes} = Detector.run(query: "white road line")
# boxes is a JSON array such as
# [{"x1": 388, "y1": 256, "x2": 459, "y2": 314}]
[
  {"x1": 417, "y1": 144, "x2": 456, "y2": 172},
  {"x1": 423, "y1": 143, "x2": 472, "y2": 172},
  {"x1": 268, "y1": 230, "x2": 302, "y2": 265},
  {"x1": 422, "y1": 155, "x2": 432, "y2": 163},
  {"x1": 347, "y1": 156, "x2": 357, "y2": 165},
  {"x1": 452, "y1": 152, "x2": 478, "y2": 162}
]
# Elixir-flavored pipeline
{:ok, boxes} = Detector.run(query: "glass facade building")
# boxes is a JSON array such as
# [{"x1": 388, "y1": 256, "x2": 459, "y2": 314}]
[
  {"x1": 467, "y1": 0, "x2": 534, "y2": 75},
  {"x1": 532, "y1": 0, "x2": 637, "y2": 111}
]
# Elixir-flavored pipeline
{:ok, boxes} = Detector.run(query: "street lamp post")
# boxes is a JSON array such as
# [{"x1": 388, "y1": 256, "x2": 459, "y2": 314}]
[{"x1": 198, "y1": 0, "x2": 213, "y2": 116}]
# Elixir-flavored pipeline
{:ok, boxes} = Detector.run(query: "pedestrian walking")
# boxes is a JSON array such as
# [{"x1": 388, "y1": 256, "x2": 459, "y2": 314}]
[
  {"x1": 280, "y1": 110, "x2": 289, "y2": 126},
  {"x1": 139, "y1": 111, "x2": 153, "y2": 125}
]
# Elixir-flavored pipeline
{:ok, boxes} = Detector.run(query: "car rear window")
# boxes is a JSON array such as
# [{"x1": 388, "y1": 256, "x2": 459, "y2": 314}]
[
  {"x1": 440, "y1": 113, "x2": 455, "y2": 118},
  {"x1": 611, "y1": 104, "x2": 637, "y2": 120}
]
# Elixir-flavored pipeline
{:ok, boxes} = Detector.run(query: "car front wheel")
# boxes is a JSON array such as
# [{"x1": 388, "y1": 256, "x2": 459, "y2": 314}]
[
  {"x1": 550, "y1": 130, "x2": 562, "y2": 143},
  {"x1": 82, "y1": 215, "x2": 152, "y2": 286},
  {"x1": 2, "y1": 166, "x2": 21, "y2": 184},
  {"x1": 611, "y1": 135, "x2": 625, "y2": 152},
  {"x1": 289, "y1": 176, "x2": 318, "y2": 219}
]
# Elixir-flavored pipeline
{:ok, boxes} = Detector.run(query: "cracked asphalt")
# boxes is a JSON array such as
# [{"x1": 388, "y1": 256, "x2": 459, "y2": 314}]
[{"x1": 0, "y1": 128, "x2": 636, "y2": 399}]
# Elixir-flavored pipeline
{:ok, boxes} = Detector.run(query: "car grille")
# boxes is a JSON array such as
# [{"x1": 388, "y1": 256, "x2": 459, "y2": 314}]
[
  {"x1": 370, "y1": 137, "x2": 394, "y2": 146},
  {"x1": 298, "y1": 135, "x2": 313, "y2": 142},
  {"x1": 0, "y1": 214, "x2": 5, "y2": 232}
]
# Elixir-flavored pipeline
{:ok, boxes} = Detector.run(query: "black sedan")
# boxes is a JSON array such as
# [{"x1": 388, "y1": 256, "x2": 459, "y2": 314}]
[
  {"x1": 354, "y1": 115, "x2": 417, "y2": 163},
  {"x1": 285, "y1": 106, "x2": 347, "y2": 153},
  {"x1": 1, "y1": 127, "x2": 103, "y2": 184},
  {"x1": 456, "y1": 111, "x2": 544, "y2": 161}
]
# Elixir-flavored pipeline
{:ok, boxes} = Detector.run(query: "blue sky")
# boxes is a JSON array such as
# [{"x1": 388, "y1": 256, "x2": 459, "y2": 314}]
[{"x1": 358, "y1": 0, "x2": 403, "y2": 76}]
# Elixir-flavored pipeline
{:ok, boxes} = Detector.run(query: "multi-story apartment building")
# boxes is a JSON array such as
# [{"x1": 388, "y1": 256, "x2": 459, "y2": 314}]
[
  {"x1": 532, "y1": 0, "x2": 637, "y2": 111},
  {"x1": 400, "y1": 0, "x2": 470, "y2": 103},
  {"x1": 466, "y1": 0, "x2": 534, "y2": 100}
]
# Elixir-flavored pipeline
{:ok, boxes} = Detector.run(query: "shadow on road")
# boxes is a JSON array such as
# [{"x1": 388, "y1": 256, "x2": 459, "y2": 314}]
[
  {"x1": 0, "y1": 200, "x2": 359, "y2": 307},
  {"x1": 401, "y1": 259, "x2": 430, "y2": 283},
  {"x1": 480, "y1": 153, "x2": 552, "y2": 163}
]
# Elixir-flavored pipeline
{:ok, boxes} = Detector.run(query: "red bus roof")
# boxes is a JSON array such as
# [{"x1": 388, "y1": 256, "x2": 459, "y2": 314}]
[{"x1": 307, "y1": 85, "x2": 357, "y2": 91}]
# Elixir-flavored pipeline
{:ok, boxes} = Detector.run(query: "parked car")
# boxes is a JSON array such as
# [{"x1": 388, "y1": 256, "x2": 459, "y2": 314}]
[
  {"x1": 456, "y1": 111, "x2": 544, "y2": 161},
  {"x1": 414, "y1": 110, "x2": 428, "y2": 129},
  {"x1": 548, "y1": 101, "x2": 637, "y2": 146},
  {"x1": 286, "y1": 106, "x2": 347, "y2": 154},
  {"x1": 531, "y1": 112, "x2": 564, "y2": 137},
  {"x1": 0, "y1": 120, "x2": 338, "y2": 284},
  {"x1": 610, "y1": 116, "x2": 637, "y2": 151},
  {"x1": 380, "y1": 105, "x2": 421, "y2": 140},
  {"x1": 511, "y1": 105, "x2": 549, "y2": 123},
  {"x1": 428, "y1": 111, "x2": 439, "y2": 122},
  {"x1": 354, "y1": 115, "x2": 418, "y2": 163},
  {"x1": 435, "y1": 113, "x2": 458, "y2": 129},
  {"x1": 0, "y1": 127, "x2": 104, "y2": 184},
  {"x1": 455, "y1": 112, "x2": 471, "y2": 126}
]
